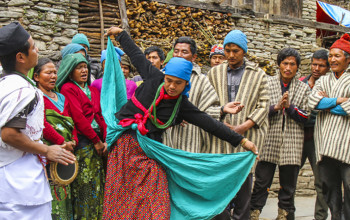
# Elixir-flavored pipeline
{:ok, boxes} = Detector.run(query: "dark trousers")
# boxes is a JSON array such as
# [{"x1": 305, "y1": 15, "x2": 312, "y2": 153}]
[
  {"x1": 250, "y1": 161, "x2": 299, "y2": 213},
  {"x1": 319, "y1": 156, "x2": 350, "y2": 220},
  {"x1": 231, "y1": 173, "x2": 253, "y2": 220},
  {"x1": 212, "y1": 174, "x2": 252, "y2": 220},
  {"x1": 301, "y1": 138, "x2": 328, "y2": 220}
]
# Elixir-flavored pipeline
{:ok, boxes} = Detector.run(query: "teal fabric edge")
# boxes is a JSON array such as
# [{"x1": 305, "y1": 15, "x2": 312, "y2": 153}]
[
  {"x1": 137, "y1": 131, "x2": 256, "y2": 220},
  {"x1": 101, "y1": 36, "x2": 127, "y2": 151}
]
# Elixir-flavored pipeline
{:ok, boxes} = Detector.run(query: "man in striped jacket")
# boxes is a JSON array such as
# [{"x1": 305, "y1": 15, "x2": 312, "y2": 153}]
[
  {"x1": 163, "y1": 37, "x2": 220, "y2": 153},
  {"x1": 300, "y1": 49, "x2": 329, "y2": 220},
  {"x1": 207, "y1": 30, "x2": 269, "y2": 220},
  {"x1": 250, "y1": 48, "x2": 309, "y2": 220},
  {"x1": 309, "y1": 34, "x2": 350, "y2": 220},
  {"x1": 163, "y1": 37, "x2": 245, "y2": 153}
]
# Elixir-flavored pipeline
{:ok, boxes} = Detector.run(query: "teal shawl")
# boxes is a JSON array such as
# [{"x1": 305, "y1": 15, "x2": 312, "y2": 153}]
[{"x1": 101, "y1": 37, "x2": 256, "y2": 220}]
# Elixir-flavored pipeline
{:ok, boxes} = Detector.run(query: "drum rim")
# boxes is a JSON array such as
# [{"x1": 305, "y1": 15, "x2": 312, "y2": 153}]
[{"x1": 49, "y1": 160, "x2": 79, "y2": 186}]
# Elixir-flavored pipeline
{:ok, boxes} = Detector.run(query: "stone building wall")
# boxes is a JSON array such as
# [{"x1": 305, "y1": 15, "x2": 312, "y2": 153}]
[
  {"x1": 302, "y1": 0, "x2": 317, "y2": 21},
  {"x1": 1, "y1": 0, "x2": 349, "y2": 197},
  {"x1": 233, "y1": 16, "x2": 318, "y2": 75},
  {"x1": 0, "y1": 0, "x2": 80, "y2": 59}
]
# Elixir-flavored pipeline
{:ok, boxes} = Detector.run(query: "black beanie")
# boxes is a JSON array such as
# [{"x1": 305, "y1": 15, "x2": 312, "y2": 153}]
[{"x1": 0, "y1": 22, "x2": 30, "y2": 56}]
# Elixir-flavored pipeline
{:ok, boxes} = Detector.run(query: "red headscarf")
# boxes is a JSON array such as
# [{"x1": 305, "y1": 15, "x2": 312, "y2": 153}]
[{"x1": 330, "y1": 33, "x2": 350, "y2": 54}]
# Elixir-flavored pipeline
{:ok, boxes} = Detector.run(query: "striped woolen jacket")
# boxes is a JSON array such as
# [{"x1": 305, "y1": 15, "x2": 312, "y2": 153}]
[
  {"x1": 163, "y1": 63, "x2": 220, "y2": 153},
  {"x1": 309, "y1": 69, "x2": 350, "y2": 164},
  {"x1": 261, "y1": 74, "x2": 310, "y2": 166},
  {"x1": 204, "y1": 60, "x2": 269, "y2": 154}
]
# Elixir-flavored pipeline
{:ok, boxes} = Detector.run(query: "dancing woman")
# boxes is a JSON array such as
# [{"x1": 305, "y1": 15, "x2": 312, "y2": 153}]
[{"x1": 102, "y1": 27, "x2": 258, "y2": 220}]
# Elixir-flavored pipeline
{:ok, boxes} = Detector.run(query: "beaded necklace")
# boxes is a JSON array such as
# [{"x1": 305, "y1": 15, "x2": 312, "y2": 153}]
[{"x1": 148, "y1": 82, "x2": 182, "y2": 129}]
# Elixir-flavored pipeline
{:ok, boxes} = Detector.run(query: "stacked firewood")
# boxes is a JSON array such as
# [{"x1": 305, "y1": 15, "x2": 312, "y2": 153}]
[
  {"x1": 78, "y1": 0, "x2": 275, "y2": 75},
  {"x1": 78, "y1": 0, "x2": 121, "y2": 56},
  {"x1": 125, "y1": 0, "x2": 235, "y2": 66},
  {"x1": 246, "y1": 53, "x2": 276, "y2": 76}
]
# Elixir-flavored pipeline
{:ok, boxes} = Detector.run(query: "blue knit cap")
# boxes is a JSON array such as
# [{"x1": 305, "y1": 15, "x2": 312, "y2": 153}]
[
  {"x1": 71, "y1": 33, "x2": 90, "y2": 50},
  {"x1": 100, "y1": 47, "x2": 125, "y2": 63},
  {"x1": 223, "y1": 30, "x2": 248, "y2": 53},
  {"x1": 164, "y1": 57, "x2": 192, "y2": 97},
  {"x1": 61, "y1": 43, "x2": 87, "y2": 59}
]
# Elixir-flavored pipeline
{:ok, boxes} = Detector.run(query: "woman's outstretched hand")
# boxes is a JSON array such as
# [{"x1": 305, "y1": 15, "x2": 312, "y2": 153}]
[
  {"x1": 105, "y1": 27, "x2": 123, "y2": 37},
  {"x1": 241, "y1": 139, "x2": 259, "y2": 160}
]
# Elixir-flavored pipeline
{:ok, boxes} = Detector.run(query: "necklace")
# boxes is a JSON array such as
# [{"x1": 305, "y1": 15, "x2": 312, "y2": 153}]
[
  {"x1": 47, "y1": 92, "x2": 56, "y2": 99},
  {"x1": 148, "y1": 82, "x2": 182, "y2": 129}
]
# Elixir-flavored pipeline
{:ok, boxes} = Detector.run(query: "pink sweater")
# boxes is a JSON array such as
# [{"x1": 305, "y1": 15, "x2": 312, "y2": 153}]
[{"x1": 91, "y1": 78, "x2": 137, "y2": 99}]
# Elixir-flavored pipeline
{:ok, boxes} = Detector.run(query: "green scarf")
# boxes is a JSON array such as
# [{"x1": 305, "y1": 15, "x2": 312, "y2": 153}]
[
  {"x1": 27, "y1": 68, "x2": 34, "y2": 80},
  {"x1": 43, "y1": 109, "x2": 75, "y2": 145},
  {"x1": 56, "y1": 53, "x2": 89, "y2": 89}
]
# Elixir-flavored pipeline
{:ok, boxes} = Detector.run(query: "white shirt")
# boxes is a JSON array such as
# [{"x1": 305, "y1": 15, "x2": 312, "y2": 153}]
[{"x1": 0, "y1": 74, "x2": 52, "y2": 205}]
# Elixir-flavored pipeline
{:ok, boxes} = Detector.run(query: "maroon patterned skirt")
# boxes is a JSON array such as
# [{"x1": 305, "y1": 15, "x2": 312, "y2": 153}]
[{"x1": 103, "y1": 131, "x2": 170, "y2": 219}]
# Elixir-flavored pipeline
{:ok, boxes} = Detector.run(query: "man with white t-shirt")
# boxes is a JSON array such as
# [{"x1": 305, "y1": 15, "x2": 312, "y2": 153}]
[{"x1": 0, "y1": 22, "x2": 75, "y2": 219}]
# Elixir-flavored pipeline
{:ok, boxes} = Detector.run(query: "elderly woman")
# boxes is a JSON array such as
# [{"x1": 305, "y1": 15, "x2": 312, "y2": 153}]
[
  {"x1": 57, "y1": 53, "x2": 107, "y2": 219},
  {"x1": 55, "y1": 43, "x2": 87, "y2": 73},
  {"x1": 71, "y1": 33, "x2": 103, "y2": 80},
  {"x1": 33, "y1": 57, "x2": 78, "y2": 220}
]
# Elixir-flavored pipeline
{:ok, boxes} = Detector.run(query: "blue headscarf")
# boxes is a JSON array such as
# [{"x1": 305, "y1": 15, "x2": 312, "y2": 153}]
[
  {"x1": 164, "y1": 57, "x2": 192, "y2": 97},
  {"x1": 100, "y1": 47, "x2": 125, "y2": 63},
  {"x1": 223, "y1": 30, "x2": 248, "y2": 53},
  {"x1": 61, "y1": 43, "x2": 87, "y2": 59},
  {"x1": 71, "y1": 33, "x2": 90, "y2": 50}
]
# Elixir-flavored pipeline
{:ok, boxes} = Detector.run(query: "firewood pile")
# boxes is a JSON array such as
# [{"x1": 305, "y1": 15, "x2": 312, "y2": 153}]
[
  {"x1": 78, "y1": 0, "x2": 275, "y2": 75},
  {"x1": 246, "y1": 53, "x2": 276, "y2": 75},
  {"x1": 78, "y1": 0, "x2": 121, "y2": 53}
]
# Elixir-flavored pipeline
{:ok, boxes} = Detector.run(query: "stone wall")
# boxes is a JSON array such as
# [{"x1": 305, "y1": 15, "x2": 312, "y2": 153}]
[
  {"x1": 302, "y1": 0, "x2": 317, "y2": 21},
  {"x1": 233, "y1": 15, "x2": 318, "y2": 75},
  {"x1": 0, "y1": 0, "x2": 80, "y2": 59},
  {"x1": 268, "y1": 162, "x2": 316, "y2": 197}
]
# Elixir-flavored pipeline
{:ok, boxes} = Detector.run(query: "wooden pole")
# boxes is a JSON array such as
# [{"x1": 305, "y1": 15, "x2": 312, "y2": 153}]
[
  {"x1": 98, "y1": 0, "x2": 105, "y2": 50},
  {"x1": 118, "y1": 0, "x2": 130, "y2": 35}
]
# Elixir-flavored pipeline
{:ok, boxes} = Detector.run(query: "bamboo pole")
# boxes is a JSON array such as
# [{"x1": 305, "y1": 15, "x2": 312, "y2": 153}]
[
  {"x1": 98, "y1": 0, "x2": 105, "y2": 51},
  {"x1": 118, "y1": 0, "x2": 130, "y2": 35}
]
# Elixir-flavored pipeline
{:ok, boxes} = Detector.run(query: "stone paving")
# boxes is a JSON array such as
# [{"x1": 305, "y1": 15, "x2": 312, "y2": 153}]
[{"x1": 260, "y1": 196, "x2": 331, "y2": 220}]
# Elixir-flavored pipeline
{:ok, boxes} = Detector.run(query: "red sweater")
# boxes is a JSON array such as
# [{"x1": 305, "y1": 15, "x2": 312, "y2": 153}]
[
  {"x1": 43, "y1": 95, "x2": 79, "y2": 145},
  {"x1": 61, "y1": 82, "x2": 107, "y2": 144}
]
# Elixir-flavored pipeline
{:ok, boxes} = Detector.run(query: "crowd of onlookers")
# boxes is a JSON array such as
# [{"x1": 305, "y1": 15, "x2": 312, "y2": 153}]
[{"x1": 1, "y1": 21, "x2": 350, "y2": 220}]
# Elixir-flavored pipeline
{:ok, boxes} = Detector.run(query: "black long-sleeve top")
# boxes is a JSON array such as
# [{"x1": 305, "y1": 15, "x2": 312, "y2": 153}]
[{"x1": 115, "y1": 31, "x2": 244, "y2": 146}]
